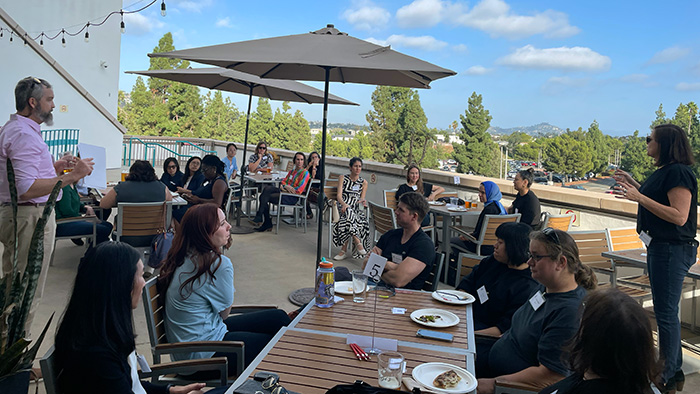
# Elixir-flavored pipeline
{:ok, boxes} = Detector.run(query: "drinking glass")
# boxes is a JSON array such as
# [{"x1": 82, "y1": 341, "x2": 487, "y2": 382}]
[
  {"x1": 351, "y1": 270, "x2": 368, "y2": 303},
  {"x1": 377, "y1": 351, "x2": 404, "y2": 389},
  {"x1": 449, "y1": 197, "x2": 459, "y2": 206}
]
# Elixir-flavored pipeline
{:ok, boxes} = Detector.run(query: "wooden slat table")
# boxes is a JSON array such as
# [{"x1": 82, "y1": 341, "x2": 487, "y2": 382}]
[
  {"x1": 226, "y1": 328, "x2": 471, "y2": 394},
  {"x1": 291, "y1": 290, "x2": 475, "y2": 355}
]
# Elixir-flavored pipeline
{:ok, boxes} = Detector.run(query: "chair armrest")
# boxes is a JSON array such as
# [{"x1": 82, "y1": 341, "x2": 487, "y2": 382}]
[
  {"x1": 140, "y1": 357, "x2": 229, "y2": 387},
  {"x1": 56, "y1": 215, "x2": 100, "y2": 224},
  {"x1": 450, "y1": 226, "x2": 477, "y2": 242},
  {"x1": 155, "y1": 341, "x2": 244, "y2": 356},
  {"x1": 495, "y1": 377, "x2": 541, "y2": 393}
]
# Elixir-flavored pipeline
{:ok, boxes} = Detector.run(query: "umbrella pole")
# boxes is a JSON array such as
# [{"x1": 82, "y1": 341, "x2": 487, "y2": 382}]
[
  {"x1": 234, "y1": 86, "x2": 254, "y2": 229},
  {"x1": 315, "y1": 67, "x2": 331, "y2": 268}
]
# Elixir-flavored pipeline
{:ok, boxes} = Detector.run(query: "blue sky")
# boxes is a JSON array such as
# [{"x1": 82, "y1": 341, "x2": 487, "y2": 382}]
[{"x1": 118, "y1": 0, "x2": 700, "y2": 136}]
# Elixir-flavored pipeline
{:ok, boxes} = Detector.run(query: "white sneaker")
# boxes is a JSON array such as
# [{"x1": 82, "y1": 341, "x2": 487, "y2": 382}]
[
  {"x1": 333, "y1": 251, "x2": 347, "y2": 261},
  {"x1": 356, "y1": 247, "x2": 368, "y2": 256}
]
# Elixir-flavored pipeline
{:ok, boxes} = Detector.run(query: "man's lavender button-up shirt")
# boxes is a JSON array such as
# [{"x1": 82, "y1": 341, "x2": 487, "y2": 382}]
[{"x1": 0, "y1": 114, "x2": 59, "y2": 204}]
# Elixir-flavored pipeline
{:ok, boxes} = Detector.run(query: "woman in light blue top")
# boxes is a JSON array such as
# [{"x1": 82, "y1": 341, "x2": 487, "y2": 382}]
[
  {"x1": 222, "y1": 143, "x2": 238, "y2": 181},
  {"x1": 159, "y1": 203, "x2": 290, "y2": 375}
]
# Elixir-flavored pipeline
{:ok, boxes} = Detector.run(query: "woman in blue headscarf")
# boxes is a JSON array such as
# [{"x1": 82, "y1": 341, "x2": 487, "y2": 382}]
[{"x1": 450, "y1": 181, "x2": 507, "y2": 256}]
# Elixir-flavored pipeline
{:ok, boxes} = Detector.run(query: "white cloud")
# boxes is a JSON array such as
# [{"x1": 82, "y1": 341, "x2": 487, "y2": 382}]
[
  {"x1": 170, "y1": 0, "x2": 213, "y2": 13},
  {"x1": 619, "y1": 73, "x2": 649, "y2": 83},
  {"x1": 465, "y1": 65, "x2": 491, "y2": 75},
  {"x1": 647, "y1": 46, "x2": 691, "y2": 65},
  {"x1": 367, "y1": 34, "x2": 448, "y2": 51},
  {"x1": 676, "y1": 82, "x2": 700, "y2": 91},
  {"x1": 497, "y1": 45, "x2": 611, "y2": 71},
  {"x1": 452, "y1": 43, "x2": 468, "y2": 53},
  {"x1": 215, "y1": 17, "x2": 233, "y2": 28},
  {"x1": 342, "y1": 1, "x2": 391, "y2": 31},
  {"x1": 396, "y1": 0, "x2": 445, "y2": 28},
  {"x1": 123, "y1": 13, "x2": 164, "y2": 35}
]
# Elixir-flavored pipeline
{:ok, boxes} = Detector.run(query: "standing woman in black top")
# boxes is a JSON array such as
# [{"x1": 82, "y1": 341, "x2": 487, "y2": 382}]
[
  {"x1": 396, "y1": 165, "x2": 445, "y2": 226},
  {"x1": 614, "y1": 124, "x2": 697, "y2": 393},
  {"x1": 508, "y1": 168, "x2": 541, "y2": 228}
]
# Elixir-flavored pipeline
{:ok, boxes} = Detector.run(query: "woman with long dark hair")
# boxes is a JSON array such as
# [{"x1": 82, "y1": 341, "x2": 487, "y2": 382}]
[
  {"x1": 160, "y1": 157, "x2": 184, "y2": 192},
  {"x1": 177, "y1": 156, "x2": 205, "y2": 194},
  {"x1": 332, "y1": 157, "x2": 371, "y2": 260},
  {"x1": 173, "y1": 155, "x2": 229, "y2": 223},
  {"x1": 539, "y1": 288, "x2": 660, "y2": 394},
  {"x1": 54, "y1": 242, "x2": 209, "y2": 394},
  {"x1": 395, "y1": 164, "x2": 445, "y2": 226},
  {"x1": 159, "y1": 204, "x2": 290, "y2": 374},
  {"x1": 614, "y1": 124, "x2": 697, "y2": 393},
  {"x1": 476, "y1": 228, "x2": 597, "y2": 394}
]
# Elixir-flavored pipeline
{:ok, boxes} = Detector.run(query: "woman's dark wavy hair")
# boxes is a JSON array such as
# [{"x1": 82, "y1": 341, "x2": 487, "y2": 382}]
[
  {"x1": 495, "y1": 222, "x2": 531, "y2": 266},
  {"x1": 162, "y1": 157, "x2": 180, "y2": 173},
  {"x1": 201, "y1": 154, "x2": 225, "y2": 178},
  {"x1": 55, "y1": 242, "x2": 142, "y2": 367},
  {"x1": 567, "y1": 288, "x2": 659, "y2": 393},
  {"x1": 126, "y1": 160, "x2": 158, "y2": 182},
  {"x1": 405, "y1": 164, "x2": 425, "y2": 195},
  {"x1": 183, "y1": 156, "x2": 202, "y2": 182},
  {"x1": 349, "y1": 157, "x2": 363, "y2": 167},
  {"x1": 158, "y1": 204, "x2": 225, "y2": 300},
  {"x1": 653, "y1": 124, "x2": 694, "y2": 167},
  {"x1": 530, "y1": 229, "x2": 597, "y2": 290},
  {"x1": 517, "y1": 168, "x2": 534, "y2": 188}
]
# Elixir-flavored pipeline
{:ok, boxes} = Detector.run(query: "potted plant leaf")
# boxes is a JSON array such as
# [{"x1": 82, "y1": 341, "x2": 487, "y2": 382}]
[{"x1": 0, "y1": 159, "x2": 60, "y2": 393}]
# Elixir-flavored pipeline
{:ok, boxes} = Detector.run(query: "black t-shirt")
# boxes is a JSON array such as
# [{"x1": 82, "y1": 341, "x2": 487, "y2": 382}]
[
  {"x1": 488, "y1": 285, "x2": 586, "y2": 376},
  {"x1": 512, "y1": 190, "x2": 541, "y2": 228},
  {"x1": 637, "y1": 163, "x2": 698, "y2": 243},
  {"x1": 456, "y1": 255, "x2": 539, "y2": 333},
  {"x1": 539, "y1": 374, "x2": 620, "y2": 394},
  {"x1": 377, "y1": 228, "x2": 434, "y2": 290},
  {"x1": 396, "y1": 182, "x2": 434, "y2": 200}
]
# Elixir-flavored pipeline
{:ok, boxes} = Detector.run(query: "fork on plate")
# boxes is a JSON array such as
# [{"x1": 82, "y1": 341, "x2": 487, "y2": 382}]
[{"x1": 436, "y1": 291, "x2": 469, "y2": 300}]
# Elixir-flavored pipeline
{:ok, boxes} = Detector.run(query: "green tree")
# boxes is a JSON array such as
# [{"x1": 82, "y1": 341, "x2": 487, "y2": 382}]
[
  {"x1": 543, "y1": 133, "x2": 593, "y2": 176},
  {"x1": 250, "y1": 98, "x2": 274, "y2": 144},
  {"x1": 452, "y1": 92, "x2": 498, "y2": 176},
  {"x1": 650, "y1": 104, "x2": 668, "y2": 129},
  {"x1": 585, "y1": 120, "x2": 610, "y2": 174},
  {"x1": 271, "y1": 102, "x2": 312, "y2": 150},
  {"x1": 620, "y1": 130, "x2": 655, "y2": 182},
  {"x1": 201, "y1": 91, "x2": 242, "y2": 140}
]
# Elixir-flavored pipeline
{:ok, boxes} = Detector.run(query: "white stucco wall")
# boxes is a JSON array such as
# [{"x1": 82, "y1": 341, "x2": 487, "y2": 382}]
[{"x1": 0, "y1": 0, "x2": 124, "y2": 168}]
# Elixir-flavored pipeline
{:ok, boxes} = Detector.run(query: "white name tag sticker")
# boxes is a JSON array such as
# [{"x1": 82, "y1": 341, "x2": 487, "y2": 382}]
[
  {"x1": 453, "y1": 176, "x2": 460, "y2": 185},
  {"x1": 392, "y1": 307, "x2": 406, "y2": 314},
  {"x1": 391, "y1": 253, "x2": 403, "y2": 264},
  {"x1": 136, "y1": 354, "x2": 151, "y2": 373},
  {"x1": 477, "y1": 286, "x2": 488, "y2": 304},
  {"x1": 364, "y1": 253, "x2": 388, "y2": 282},
  {"x1": 529, "y1": 291, "x2": 545, "y2": 311},
  {"x1": 411, "y1": 185, "x2": 418, "y2": 191},
  {"x1": 639, "y1": 232, "x2": 652, "y2": 247},
  {"x1": 352, "y1": 185, "x2": 361, "y2": 191}
]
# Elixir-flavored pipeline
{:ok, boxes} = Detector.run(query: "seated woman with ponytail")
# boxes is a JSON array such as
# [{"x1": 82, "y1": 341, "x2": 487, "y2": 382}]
[{"x1": 475, "y1": 228, "x2": 597, "y2": 394}]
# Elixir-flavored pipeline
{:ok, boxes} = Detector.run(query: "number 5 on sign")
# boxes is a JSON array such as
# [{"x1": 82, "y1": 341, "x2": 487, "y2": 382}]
[{"x1": 363, "y1": 253, "x2": 387, "y2": 282}]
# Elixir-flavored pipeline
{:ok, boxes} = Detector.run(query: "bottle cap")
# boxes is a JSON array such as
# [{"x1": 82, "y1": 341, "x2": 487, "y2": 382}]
[{"x1": 320, "y1": 261, "x2": 333, "y2": 268}]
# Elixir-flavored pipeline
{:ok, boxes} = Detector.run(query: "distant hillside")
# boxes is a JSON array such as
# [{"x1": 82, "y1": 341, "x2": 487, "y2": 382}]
[
  {"x1": 309, "y1": 121, "x2": 367, "y2": 131},
  {"x1": 488, "y1": 122, "x2": 564, "y2": 137}
]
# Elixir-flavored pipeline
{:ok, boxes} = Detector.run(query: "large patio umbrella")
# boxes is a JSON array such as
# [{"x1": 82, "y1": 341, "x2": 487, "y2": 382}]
[
  {"x1": 126, "y1": 67, "x2": 358, "y2": 232},
  {"x1": 149, "y1": 24, "x2": 456, "y2": 264}
]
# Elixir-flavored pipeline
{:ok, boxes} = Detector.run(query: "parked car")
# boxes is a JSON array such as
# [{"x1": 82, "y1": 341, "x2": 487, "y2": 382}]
[
  {"x1": 563, "y1": 184, "x2": 586, "y2": 190},
  {"x1": 534, "y1": 177, "x2": 549, "y2": 184}
]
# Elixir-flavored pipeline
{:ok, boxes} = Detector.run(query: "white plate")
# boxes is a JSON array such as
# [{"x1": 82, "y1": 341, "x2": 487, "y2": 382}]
[
  {"x1": 334, "y1": 281, "x2": 369, "y2": 295},
  {"x1": 410, "y1": 308, "x2": 460, "y2": 328},
  {"x1": 428, "y1": 201, "x2": 446, "y2": 206},
  {"x1": 431, "y1": 290, "x2": 475, "y2": 305},
  {"x1": 412, "y1": 362, "x2": 477, "y2": 394},
  {"x1": 447, "y1": 206, "x2": 467, "y2": 212}
]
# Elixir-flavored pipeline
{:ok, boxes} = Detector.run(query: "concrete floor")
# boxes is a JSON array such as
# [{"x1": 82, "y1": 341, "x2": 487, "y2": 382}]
[{"x1": 20, "y1": 216, "x2": 700, "y2": 393}]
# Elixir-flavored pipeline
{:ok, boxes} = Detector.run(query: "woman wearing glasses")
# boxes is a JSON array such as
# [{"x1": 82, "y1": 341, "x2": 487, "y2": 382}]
[
  {"x1": 160, "y1": 204, "x2": 290, "y2": 375},
  {"x1": 613, "y1": 124, "x2": 697, "y2": 393},
  {"x1": 160, "y1": 157, "x2": 184, "y2": 192},
  {"x1": 475, "y1": 228, "x2": 597, "y2": 394},
  {"x1": 173, "y1": 155, "x2": 229, "y2": 224},
  {"x1": 456, "y1": 222, "x2": 539, "y2": 335},
  {"x1": 177, "y1": 156, "x2": 205, "y2": 195},
  {"x1": 248, "y1": 141, "x2": 274, "y2": 173}
]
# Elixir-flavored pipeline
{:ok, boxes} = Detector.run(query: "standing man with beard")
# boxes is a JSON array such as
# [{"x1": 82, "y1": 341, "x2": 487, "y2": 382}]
[{"x1": 0, "y1": 77, "x2": 94, "y2": 331}]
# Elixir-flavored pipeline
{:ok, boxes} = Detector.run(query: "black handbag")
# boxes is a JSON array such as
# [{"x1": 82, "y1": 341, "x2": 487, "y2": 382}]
[
  {"x1": 326, "y1": 380, "x2": 423, "y2": 394},
  {"x1": 437, "y1": 197, "x2": 465, "y2": 206}
]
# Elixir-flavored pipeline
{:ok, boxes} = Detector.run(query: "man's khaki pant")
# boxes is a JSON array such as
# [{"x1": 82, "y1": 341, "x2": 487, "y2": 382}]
[{"x1": 0, "y1": 205, "x2": 56, "y2": 335}]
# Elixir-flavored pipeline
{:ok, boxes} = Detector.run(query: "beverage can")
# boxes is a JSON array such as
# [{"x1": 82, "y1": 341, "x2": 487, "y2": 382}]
[{"x1": 315, "y1": 259, "x2": 335, "y2": 308}]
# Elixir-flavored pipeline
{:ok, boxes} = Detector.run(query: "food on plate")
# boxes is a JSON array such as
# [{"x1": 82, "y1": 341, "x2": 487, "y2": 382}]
[
  {"x1": 433, "y1": 369, "x2": 461, "y2": 389},
  {"x1": 418, "y1": 314, "x2": 442, "y2": 323}
]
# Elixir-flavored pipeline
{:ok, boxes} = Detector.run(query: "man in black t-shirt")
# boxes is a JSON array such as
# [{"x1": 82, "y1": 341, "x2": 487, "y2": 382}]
[{"x1": 364, "y1": 192, "x2": 435, "y2": 290}]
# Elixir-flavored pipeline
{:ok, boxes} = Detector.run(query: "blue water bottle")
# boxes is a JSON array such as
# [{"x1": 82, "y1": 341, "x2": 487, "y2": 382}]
[{"x1": 315, "y1": 258, "x2": 335, "y2": 308}]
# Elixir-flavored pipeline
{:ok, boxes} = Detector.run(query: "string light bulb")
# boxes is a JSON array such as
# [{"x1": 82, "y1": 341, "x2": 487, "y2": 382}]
[
  {"x1": 84, "y1": 22, "x2": 90, "y2": 43},
  {"x1": 0, "y1": 28, "x2": 3, "y2": 38},
  {"x1": 40, "y1": 33, "x2": 44, "y2": 47},
  {"x1": 120, "y1": 10, "x2": 125, "y2": 34},
  {"x1": 161, "y1": 0, "x2": 167, "y2": 17},
  {"x1": 9, "y1": 32, "x2": 13, "y2": 43},
  {"x1": 61, "y1": 29, "x2": 66, "y2": 48}
]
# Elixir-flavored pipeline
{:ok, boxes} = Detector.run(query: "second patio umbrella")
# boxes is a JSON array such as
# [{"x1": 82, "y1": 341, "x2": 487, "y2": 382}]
[
  {"x1": 126, "y1": 67, "x2": 358, "y2": 232},
  {"x1": 149, "y1": 24, "x2": 457, "y2": 264}
]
